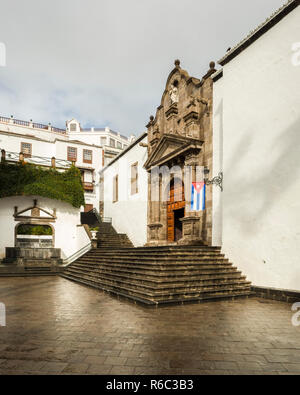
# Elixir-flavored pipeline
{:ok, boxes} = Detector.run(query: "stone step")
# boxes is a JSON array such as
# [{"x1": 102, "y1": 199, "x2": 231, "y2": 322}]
[
  {"x1": 93, "y1": 245, "x2": 222, "y2": 252},
  {"x1": 81, "y1": 251, "x2": 228, "y2": 259},
  {"x1": 70, "y1": 260, "x2": 236, "y2": 272},
  {"x1": 65, "y1": 268, "x2": 243, "y2": 284},
  {"x1": 81, "y1": 254, "x2": 229, "y2": 265},
  {"x1": 80, "y1": 257, "x2": 228, "y2": 264},
  {"x1": 61, "y1": 240, "x2": 251, "y2": 306},
  {"x1": 62, "y1": 273, "x2": 251, "y2": 297},
  {"x1": 64, "y1": 267, "x2": 249, "y2": 289},
  {"x1": 76, "y1": 258, "x2": 231, "y2": 268}
]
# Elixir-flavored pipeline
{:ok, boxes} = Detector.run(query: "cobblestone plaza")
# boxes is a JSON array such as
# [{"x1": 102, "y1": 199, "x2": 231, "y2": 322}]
[{"x1": 0, "y1": 277, "x2": 299, "y2": 375}]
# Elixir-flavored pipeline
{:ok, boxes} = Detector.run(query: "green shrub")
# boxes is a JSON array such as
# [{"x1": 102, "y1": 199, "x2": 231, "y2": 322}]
[
  {"x1": 0, "y1": 162, "x2": 85, "y2": 208},
  {"x1": 17, "y1": 224, "x2": 53, "y2": 235}
]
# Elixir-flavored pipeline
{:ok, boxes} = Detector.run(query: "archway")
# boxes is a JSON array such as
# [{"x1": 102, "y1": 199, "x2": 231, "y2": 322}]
[{"x1": 15, "y1": 223, "x2": 54, "y2": 248}]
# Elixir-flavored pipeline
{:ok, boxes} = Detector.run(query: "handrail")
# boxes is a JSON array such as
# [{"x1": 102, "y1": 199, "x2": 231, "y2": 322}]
[
  {"x1": 91, "y1": 207, "x2": 103, "y2": 223},
  {"x1": 102, "y1": 217, "x2": 112, "y2": 223},
  {"x1": 62, "y1": 241, "x2": 92, "y2": 266},
  {"x1": 1, "y1": 150, "x2": 72, "y2": 169}
]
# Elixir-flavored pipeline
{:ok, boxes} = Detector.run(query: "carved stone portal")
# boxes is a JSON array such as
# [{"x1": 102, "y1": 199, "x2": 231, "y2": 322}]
[{"x1": 144, "y1": 60, "x2": 216, "y2": 246}]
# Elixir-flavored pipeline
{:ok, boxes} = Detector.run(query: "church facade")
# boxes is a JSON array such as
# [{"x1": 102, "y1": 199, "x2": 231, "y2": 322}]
[{"x1": 144, "y1": 60, "x2": 216, "y2": 246}]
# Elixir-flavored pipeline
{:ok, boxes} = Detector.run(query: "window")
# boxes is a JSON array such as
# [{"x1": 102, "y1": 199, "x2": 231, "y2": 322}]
[
  {"x1": 113, "y1": 175, "x2": 118, "y2": 203},
  {"x1": 70, "y1": 123, "x2": 77, "y2": 132},
  {"x1": 100, "y1": 137, "x2": 106, "y2": 146},
  {"x1": 83, "y1": 149, "x2": 92, "y2": 164},
  {"x1": 21, "y1": 142, "x2": 32, "y2": 158},
  {"x1": 117, "y1": 141, "x2": 122, "y2": 149},
  {"x1": 131, "y1": 162, "x2": 138, "y2": 195},
  {"x1": 110, "y1": 138, "x2": 115, "y2": 148},
  {"x1": 67, "y1": 146, "x2": 77, "y2": 162}
]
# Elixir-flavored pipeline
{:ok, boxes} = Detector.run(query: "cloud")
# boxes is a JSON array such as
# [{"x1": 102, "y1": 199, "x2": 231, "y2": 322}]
[{"x1": 0, "y1": 0, "x2": 286, "y2": 135}]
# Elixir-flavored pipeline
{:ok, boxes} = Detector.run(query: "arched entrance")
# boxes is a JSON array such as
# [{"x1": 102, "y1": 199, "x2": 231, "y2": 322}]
[
  {"x1": 167, "y1": 178, "x2": 185, "y2": 242},
  {"x1": 15, "y1": 223, "x2": 54, "y2": 248}
]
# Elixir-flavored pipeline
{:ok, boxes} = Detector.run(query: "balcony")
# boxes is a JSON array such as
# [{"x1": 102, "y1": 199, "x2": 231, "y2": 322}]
[
  {"x1": 0, "y1": 115, "x2": 66, "y2": 134},
  {"x1": 1, "y1": 149, "x2": 72, "y2": 169},
  {"x1": 83, "y1": 182, "x2": 94, "y2": 192}
]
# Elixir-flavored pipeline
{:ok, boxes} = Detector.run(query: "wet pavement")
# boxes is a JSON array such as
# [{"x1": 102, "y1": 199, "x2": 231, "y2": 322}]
[{"x1": 0, "y1": 276, "x2": 299, "y2": 375}]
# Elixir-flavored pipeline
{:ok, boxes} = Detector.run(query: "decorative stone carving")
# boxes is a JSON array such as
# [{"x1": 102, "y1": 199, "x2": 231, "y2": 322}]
[
  {"x1": 169, "y1": 84, "x2": 179, "y2": 104},
  {"x1": 145, "y1": 60, "x2": 215, "y2": 246}
]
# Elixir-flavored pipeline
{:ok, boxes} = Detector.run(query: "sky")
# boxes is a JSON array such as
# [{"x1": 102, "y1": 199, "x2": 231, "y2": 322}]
[{"x1": 0, "y1": 0, "x2": 287, "y2": 137}]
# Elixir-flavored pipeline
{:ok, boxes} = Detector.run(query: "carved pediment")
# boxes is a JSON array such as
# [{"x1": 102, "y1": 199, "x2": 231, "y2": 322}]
[
  {"x1": 144, "y1": 134, "x2": 203, "y2": 170},
  {"x1": 14, "y1": 199, "x2": 57, "y2": 222}
]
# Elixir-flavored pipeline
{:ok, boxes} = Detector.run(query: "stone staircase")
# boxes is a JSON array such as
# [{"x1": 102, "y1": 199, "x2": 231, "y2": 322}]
[
  {"x1": 96, "y1": 222, "x2": 134, "y2": 249},
  {"x1": 60, "y1": 245, "x2": 252, "y2": 306}
]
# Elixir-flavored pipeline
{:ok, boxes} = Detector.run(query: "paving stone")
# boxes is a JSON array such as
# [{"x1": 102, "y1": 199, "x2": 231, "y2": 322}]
[
  {"x1": 104, "y1": 356, "x2": 127, "y2": 366},
  {"x1": 110, "y1": 366, "x2": 135, "y2": 375},
  {"x1": 62, "y1": 363, "x2": 89, "y2": 374},
  {"x1": 40, "y1": 362, "x2": 68, "y2": 373},
  {"x1": 86, "y1": 364, "x2": 112, "y2": 374},
  {"x1": 84, "y1": 356, "x2": 106, "y2": 365}
]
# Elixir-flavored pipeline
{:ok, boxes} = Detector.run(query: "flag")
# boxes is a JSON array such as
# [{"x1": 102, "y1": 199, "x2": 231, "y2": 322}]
[{"x1": 191, "y1": 182, "x2": 205, "y2": 211}]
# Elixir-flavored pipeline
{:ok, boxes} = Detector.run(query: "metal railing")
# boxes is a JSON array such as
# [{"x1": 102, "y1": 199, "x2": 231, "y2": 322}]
[
  {"x1": 0, "y1": 115, "x2": 66, "y2": 134},
  {"x1": 91, "y1": 208, "x2": 102, "y2": 223},
  {"x1": 13, "y1": 119, "x2": 30, "y2": 127},
  {"x1": 0, "y1": 116, "x2": 10, "y2": 123},
  {"x1": 63, "y1": 241, "x2": 92, "y2": 266},
  {"x1": 102, "y1": 217, "x2": 112, "y2": 224},
  {"x1": 1, "y1": 149, "x2": 72, "y2": 169}
]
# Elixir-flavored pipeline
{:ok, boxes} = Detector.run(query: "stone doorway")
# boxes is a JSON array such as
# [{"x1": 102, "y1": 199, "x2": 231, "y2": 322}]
[
  {"x1": 174, "y1": 208, "x2": 184, "y2": 241},
  {"x1": 167, "y1": 179, "x2": 185, "y2": 242}
]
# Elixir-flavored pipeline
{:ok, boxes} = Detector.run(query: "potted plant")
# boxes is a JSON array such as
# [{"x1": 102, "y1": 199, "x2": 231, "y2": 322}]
[{"x1": 90, "y1": 227, "x2": 99, "y2": 240}]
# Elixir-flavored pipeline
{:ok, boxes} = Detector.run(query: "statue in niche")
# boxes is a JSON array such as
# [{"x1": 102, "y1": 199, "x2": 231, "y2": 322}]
[{"x1": 169, "y1": 82, "x2": 179, "y2": 104}]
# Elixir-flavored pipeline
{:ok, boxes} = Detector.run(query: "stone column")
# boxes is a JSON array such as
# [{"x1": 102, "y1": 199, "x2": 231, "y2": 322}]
[
  {"x1": 146, "y1": 171, "x2": 163, "y2": 246},
  {"x1": 178, "y1": 150, "x2": 204, "y2": 245}
]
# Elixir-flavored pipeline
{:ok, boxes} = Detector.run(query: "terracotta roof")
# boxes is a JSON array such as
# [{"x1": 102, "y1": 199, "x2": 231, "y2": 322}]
[{"x1": 218, "y1": 0, "x2": 299, "y2": 66}]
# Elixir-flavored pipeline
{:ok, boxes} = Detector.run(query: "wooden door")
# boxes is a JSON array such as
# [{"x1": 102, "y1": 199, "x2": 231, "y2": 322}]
[
  {"x1": 167, "y1": 179, "x2": 185, "y2": 242},
  {"x1": 84, "y1": 204, "x2": 93, "y2": 212}
]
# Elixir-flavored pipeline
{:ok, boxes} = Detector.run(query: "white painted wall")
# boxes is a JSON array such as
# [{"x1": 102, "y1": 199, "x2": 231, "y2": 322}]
[
  {"x1": 0, "y1": 196, "x2": 90, "y2": 260},
  {"x1": 102, "y1": 134, "x2": 148, "y2": 246},
  {"x1": 0, "y1": 130, "x2": 103, "y2": 210},
  {"x1": 0, "y1": 119, "x2": 67, "y2": 142},
  {"x1": 212, "y1": 7, "x2": 300, "y2": 291}
]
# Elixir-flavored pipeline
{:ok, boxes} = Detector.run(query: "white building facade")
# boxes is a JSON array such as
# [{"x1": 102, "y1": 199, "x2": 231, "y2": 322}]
[
  {"x1": 101, "y1": 133, "x2": 148, "y2": 246},
  {"x1": 0, "y1": 115, "x2": 131, "y2": 212},
  {"x1": 212, "y1": 0, "x2": 300, "y2": 291},
  {"x1": 66, "y1": 119, "x2": 135, "y2": 166},
  {"x1": 0, "y1": 196, "x2": 91, "y2": 262}
]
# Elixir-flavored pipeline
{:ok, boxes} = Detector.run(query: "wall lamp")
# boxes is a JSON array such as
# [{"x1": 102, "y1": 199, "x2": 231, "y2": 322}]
[{"x1": 204, "y1": 167, "x2": 223, "y2": 191}]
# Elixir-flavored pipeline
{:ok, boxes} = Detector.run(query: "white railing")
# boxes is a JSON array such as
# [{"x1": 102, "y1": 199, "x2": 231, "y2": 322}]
[
  {"x1": 0, "y1": 115, "x2": 66, "y2": 134},
  {"x1": 1, "y1": 149, "x2": 72, "y2": 169},
  {"x1": 62, "y1": 242, "x2": 92, "y2": 266}
]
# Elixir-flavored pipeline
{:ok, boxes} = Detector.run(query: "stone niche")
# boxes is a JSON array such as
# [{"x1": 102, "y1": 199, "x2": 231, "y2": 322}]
[{"x1": 3, "y1": 199, "x2": 63, "y2": 270}]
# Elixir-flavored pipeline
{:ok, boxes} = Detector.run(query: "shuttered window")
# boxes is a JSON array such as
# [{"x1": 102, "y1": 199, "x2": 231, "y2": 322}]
[
  {"x1": 113, "y1": 175, "x2": 118, "y2": 203},
  {"x1": 131, "y1": 162, "x2": 138, "y2": 195}
]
